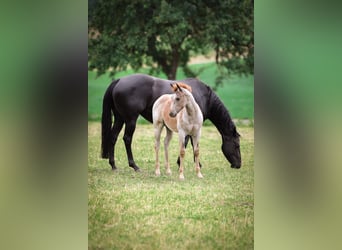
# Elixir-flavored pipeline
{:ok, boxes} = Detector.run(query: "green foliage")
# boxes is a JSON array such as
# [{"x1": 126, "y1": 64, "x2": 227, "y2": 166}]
[
  {"x1": 88, "y1": 123, "x2": 254, "y2": 249},
  {"x1": 88, "y1": 0, "x2": 254, "y2": 80}
]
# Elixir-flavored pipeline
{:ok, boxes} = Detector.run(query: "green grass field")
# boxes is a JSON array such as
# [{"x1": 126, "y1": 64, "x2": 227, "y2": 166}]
[
  {"x1": 88, "y1": 122, "x2": 254, "y2": 249},
  {"x1": 88, "y1": 63, "x2": 254, "y2": 121}
]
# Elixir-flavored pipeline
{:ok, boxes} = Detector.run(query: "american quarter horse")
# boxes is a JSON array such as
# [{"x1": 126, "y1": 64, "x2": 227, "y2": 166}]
[
  {"x1": 153, "y1": 83, "x2": 203, "y2": 179},
  {"x1": 101, "y1": 74, "x2": 241, "y2": 172}
]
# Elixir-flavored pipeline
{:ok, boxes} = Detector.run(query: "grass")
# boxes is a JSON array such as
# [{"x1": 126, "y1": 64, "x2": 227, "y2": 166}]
[
  {"x1": 88, "y1": 62, "x2": 254, "y2": 121},
  {"x1": 88, "y1": 122, "x2": 254, "y2": 249}
]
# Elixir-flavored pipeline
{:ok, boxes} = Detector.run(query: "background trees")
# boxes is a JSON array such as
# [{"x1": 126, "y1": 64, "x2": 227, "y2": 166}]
[{"x1": 88, "y1": 0, "x2": 253, "y2": 80}]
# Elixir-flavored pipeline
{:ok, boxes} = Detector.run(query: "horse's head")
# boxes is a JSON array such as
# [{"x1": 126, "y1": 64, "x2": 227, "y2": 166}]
[
  {"x1": 169, "y1": 83, "x2": 188, "y2": 117},
  {"x1": 222, "y1": 126, "x2": 241, "y2": 168}
]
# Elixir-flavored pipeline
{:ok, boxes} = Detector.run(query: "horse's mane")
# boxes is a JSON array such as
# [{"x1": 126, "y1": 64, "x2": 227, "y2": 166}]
[
  {"x1": 171, "y1": 82, "x2": 192, "y2": 92},
  {"x1": 209, "y1": 90, "x2": 240, "y2": 138}
]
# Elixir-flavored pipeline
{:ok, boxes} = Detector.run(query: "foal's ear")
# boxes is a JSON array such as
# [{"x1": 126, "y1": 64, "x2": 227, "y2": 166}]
[
  {"x1": 170, "y1": 83, "x2": 183, "y2": 92},
  {"x1": 176, "y1": 83, "x2": 183, "y2": 92},
  {"x1": 170, "y1": 83, "x2": 178, "y2": 92}
]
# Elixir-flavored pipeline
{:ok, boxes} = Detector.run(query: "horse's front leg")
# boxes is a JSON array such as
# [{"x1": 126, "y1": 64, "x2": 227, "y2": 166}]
[
  {"x1": 176, "y1": 135, "x2": 203, "y2": 168},
  {"x1": 192, "y1": 135, "x2": 203, "y2": 178},
  {"x1": 178, "y1": 134, "x2": 186, "y2": 180},
  {"x1": 176, "y1": 135, "x2": 190, "y2": 168},
  {"x1": 189, "y1": 136, "x2": 202, "y2": 168}
]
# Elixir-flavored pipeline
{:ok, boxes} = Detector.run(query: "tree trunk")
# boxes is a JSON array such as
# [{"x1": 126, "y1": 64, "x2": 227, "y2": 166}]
[
  {"x1": 166, "y1": 46, "x2": 180, "y2": 80},
  {"x1": 167, "y1": 65, "x2": 177, "y2": 80}
]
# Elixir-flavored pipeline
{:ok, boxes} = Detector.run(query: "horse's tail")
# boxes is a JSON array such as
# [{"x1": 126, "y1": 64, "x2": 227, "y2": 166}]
[{"x1": 101, "y1": 79, "x2": 120, "y2": 158}]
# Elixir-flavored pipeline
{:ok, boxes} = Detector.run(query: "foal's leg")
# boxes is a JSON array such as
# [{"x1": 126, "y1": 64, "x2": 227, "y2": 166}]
[
  {"x1": 177, "y1": 135, "x2": 190, "y2": 168},
  {"x1": 178, "y1": 134, "x2": 186, "y2": 180},
  {"x1": 189, "y1": 136, "x2": 202, "y2": 168},
  {"x1": 123, "y1": 118, "x2": 140, "y2": 171},
  {"x1": 164, "y1": 128, "x2": 173, "y2": 175},
  {"x1": 192, "y1": 135, "x2": 203, "y2": 178},
  {"x1": 109, "y1": 117, "x2": 124, "y2": 171},
  {"x1": 176, "y1": 135, "x2": 202, "y2": 168},
  {"x1": 154, "y1": 123, "x2": 163, "y2": 176}
]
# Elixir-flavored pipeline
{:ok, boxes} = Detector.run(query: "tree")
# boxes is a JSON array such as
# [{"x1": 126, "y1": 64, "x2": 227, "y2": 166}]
[{"x1": 88, "y1": 0, "x2": 253, "y2": 80}]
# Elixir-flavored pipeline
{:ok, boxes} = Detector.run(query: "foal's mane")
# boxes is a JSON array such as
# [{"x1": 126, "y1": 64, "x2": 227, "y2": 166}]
[{"x1": 171, "y1": 82, "x2": 192, "y2": 92}]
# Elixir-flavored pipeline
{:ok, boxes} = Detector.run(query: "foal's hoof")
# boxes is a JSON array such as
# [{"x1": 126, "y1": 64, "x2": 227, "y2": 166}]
[
  {"x1": 179, "y1": 175, "x2": 185, "y2": 180},
  {"x1": 134, "y1": 167, "x2": 141, "y2": 172},
  {"x1": 197, "y1": 173, "x2": 203, "y2": 178}
]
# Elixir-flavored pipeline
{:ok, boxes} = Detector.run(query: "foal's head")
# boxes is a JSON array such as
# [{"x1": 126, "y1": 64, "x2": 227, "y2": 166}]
[{"x1": 169, "y1": 83, "x2": 192, "y2": 118}]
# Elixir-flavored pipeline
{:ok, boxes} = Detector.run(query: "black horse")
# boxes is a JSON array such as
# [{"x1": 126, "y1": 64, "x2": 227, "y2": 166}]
[{"x1": 101, "y1": 74, "x2": 241, "y2": 171}]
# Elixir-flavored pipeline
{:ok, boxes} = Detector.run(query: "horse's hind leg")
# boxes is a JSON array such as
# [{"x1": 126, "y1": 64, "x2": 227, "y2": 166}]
[
  {"x1": 123, "y1": 118, "x2": 140, "y2": 172},
  {"x1": 109, "y1": 117, "x2": 124, "y2": 170},
  {"x1": 164, "y1": 128, "x2": 173, "y2": 175}
]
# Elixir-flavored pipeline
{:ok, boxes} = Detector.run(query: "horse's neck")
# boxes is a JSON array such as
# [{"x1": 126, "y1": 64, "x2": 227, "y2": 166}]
[
  {"x1": 209, "y1": 94, "x2": 234, "y2": 136},
  {"x1": 183, "y1": 93, "x2": 201, "y2": 122}
]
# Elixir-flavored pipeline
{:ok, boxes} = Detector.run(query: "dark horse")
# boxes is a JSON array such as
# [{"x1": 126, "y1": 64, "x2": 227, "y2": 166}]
[{"x1": 101, "y1": 74, "x2": 241, "y2": 171}]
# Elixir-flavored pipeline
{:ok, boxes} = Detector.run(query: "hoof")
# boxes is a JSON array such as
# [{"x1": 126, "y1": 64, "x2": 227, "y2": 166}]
[
  {"x1": 197, "y1": 173, "x2": 203, "y2": 178},
  {"x1": 134, "y1": 167, "x2": 141, "y2": 172},
  {"x1": 166, "y1": 169, "x2": 172, "y2": 175},
  {"x1": 111, "y1": 167, "x2": 117, "y2": 172},
  {"x1": 179, "y1": 175, "x2": 185, "y2": 180},
  {"x1": 155, "y1": 170, "x2": 161, "y2": 176}
]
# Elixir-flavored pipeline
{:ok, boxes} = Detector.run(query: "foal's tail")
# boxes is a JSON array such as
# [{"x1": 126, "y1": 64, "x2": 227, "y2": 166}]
[{"x1": 101, "y1": 79, "x2": 120, "y2": 158}]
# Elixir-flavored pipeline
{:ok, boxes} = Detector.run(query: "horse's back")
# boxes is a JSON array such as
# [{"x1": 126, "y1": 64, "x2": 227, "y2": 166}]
[
  {"x1": 113, "y1": 74, "x2": 155, "y2": 102},
  {"x1": 112, "y1": 74, "x2": 167, "y2": 121},
  {"x1": 110, "y1": 74, "x2": 212, "y2": 121}
]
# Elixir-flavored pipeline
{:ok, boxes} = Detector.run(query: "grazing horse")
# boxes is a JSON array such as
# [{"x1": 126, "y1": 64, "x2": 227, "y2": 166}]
[
  {"x1": 101, "y1": 74, "x2": 241, "y2": 172},
  {"x1": 153, "y1": 83, "x2": 203, "y2": 179}
]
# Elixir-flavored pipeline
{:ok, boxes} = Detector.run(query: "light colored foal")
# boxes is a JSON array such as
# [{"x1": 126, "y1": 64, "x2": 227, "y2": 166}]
[{"x1": 152, "y1": 83, "x2": 203, "y2": 180}]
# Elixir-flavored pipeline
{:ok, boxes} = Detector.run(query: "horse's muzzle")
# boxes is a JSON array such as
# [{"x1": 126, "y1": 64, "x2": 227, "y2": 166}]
[{"x1": 231, "y1": 164, "x2": 241, "y2": 169}]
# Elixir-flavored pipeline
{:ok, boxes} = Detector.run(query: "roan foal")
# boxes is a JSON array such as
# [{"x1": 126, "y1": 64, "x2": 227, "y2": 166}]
[{"x1": 152, "y1": 83, "x2": 203, "y2": 180}]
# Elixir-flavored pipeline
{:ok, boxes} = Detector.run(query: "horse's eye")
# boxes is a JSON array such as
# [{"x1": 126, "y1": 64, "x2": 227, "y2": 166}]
[{"x1": 176, "y1": 97, "x2": 180, "y2": 101}]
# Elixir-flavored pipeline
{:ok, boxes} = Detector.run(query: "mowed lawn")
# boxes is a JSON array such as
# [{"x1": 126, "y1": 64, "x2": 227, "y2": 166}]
[{"x1": 88, "y1": 122, "x2": 254, "y2": 249}]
